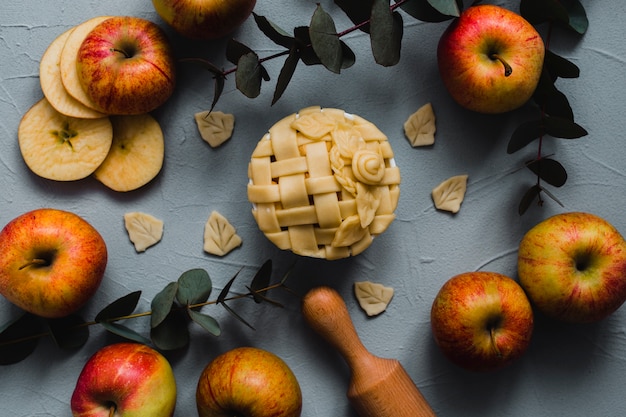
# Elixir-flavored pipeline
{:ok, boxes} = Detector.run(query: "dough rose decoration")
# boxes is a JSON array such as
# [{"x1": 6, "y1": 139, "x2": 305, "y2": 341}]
[{"x1": 248, "y1": 106, "x2": 400, "y2": 260}]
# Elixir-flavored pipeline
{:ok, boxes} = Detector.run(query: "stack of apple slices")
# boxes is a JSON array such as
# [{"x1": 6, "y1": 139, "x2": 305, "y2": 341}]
[{"x1": 18, "y1": 15, "x2": 176, "y2": 192}]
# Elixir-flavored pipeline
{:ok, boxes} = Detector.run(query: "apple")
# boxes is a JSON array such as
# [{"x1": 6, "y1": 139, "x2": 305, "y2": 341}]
[
  {"x1": 430, "y1": 271, "x2": 534, "y2": 372},
  {"x1": 151, "y1": 0, "x2": 257, "y2": 40},
  {"x1": 71, "y1": 342, "x2": 177, "y2": 417},
  {"x1": 76, "y1": 16, "x2": 176, "y2": 115},
  {"x1": 518, "y1": 212, "x2": 626, "y2": 323},
  {"x1": 437, "y1": 4, "x2": 545, "y2": 114},
  {"x1": 196, "y1": 346, "x2": 302, "y2": 417},
  {"x1": 0, "y1": 208, "x2": 107, "y2": 318}
]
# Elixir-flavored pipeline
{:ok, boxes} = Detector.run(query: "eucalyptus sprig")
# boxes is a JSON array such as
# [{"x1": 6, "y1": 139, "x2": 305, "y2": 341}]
[
  {"x1": 0, "y1": 259, "x2": 292, "y2": 366},
  {"x1": 514, "y1": 0, "x2": 589, "y2": 214},
  {"x1": 187, "y1": 0, "x2": 588, "y2": 215}
]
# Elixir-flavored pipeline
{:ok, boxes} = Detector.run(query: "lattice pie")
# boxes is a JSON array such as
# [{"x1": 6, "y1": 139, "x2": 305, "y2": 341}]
[{"x1": 247, "y1": 106, "x2": 401, "y2": 260}]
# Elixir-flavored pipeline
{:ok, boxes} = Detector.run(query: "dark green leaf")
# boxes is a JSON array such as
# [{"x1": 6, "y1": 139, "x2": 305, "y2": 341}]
[
  {"x1": 396, "y1": 0, "x2": 460, "y2": 22},
  {"x1": 370, "y1": 0, "x2": 403, "y2": 67},
  {"x1": 151, "y1": 282, "x2": 178, "y2": 328},
  {"x1": 508, "y1": 119, "x2": 543, "y2": 154},
  {"x1": 250, "y1": 260, "x2": 272, "y2": 303},
  {"x1": 253, "y1": 13, "x2": 294, "y2": 48},
  {"x1": 226, "y1": 39, "x2": 255, "y2": 65},
  {"x1": 539, "y1": 185, "x2": 565, "y2": 208},
  {"x1": 339, "y1": 41, "x2": 356, "y2": 69},
  {"x1": 543, "y1": 115, "x2": 588, "y2": 139},
  {"x1": 221, "y1": 302, "x2": 256, "y2": 330},
  {"x1": 520, "y1": 0, "x2": 569, "y2": 26},
  {"x1": 544, "y1": 50, "x2": 580, "y2": 79},
  {"x1": 295, "y1": 27, "x2": 355, "y2": 70},
  {"x1": 246, "y1": 286, "x2": 284, "y2": 308},
  {"x1": 235, "y1": 52, "x2": 264, "y2": 98},
  {"x1": 272, "y1": 48, "x2": 300, "y2": 105},
  {"x1": 188, "y1": 310, "x2": 221, "y2": 336},
  {"x1": 95, "y1": 291, "x2": 141, "y2": 323},
  {"x1": 100, "y1": 322, "x2": 151, "y2": 345},
  {"x1": 179, "y1": 58, "x2": 225, "y2": 111},
  {"x1": 426, "y1": 0, "x2": 461, "y2": 17},
  {"x1": 176, "y1": 268, "x2": 212, "y2": 306},
  {"x1": 47, "y1": 314, "x2": 88, "y2": 350},
  {"x1": 218, "y1": 269, "x2": 242, "y2": 303},
  {"x1": 335, "y1": 0, "x2": 374, "y2": 32},
  {"x1": 526, "y1": 158, "x2": 568, "y2": 187},
  {"x1": 532, "y1": 69, "x2": 574, "y2": 120},
  {"x1": 518, "y1": 184, "x2": 542, "y2": 215},
  {"x1": 0, "y1": 313, "x2": 42, "y2": 365},
  {"x1": 211, "y1": 76, "x2": 225, "y2": 112},
  {"x1": 150, "y1": 310, "x2": 190, "y2": 351},
  {"x1": 562, "y1": 0, "x2": 588, "y2": 34},
  {"x1": 309, "y1": 4, "x2": 343, "y2": 73}
]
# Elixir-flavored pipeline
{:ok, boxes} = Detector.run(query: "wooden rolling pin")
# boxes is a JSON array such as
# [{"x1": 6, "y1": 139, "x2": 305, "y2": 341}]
[{"x1": 302, "y1": 286, "x2": 436, "y2": 417}]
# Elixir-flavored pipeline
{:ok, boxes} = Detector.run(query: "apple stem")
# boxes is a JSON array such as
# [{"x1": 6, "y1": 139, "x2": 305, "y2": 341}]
[
  {"x1": 490, "y1": 327, "x2": 502, "y2": 358},
  {"x1": 489, "y1": 53, "x2": 513, "y2": 77},
  {"x1": 110, "y1": 47, "x2": 131, "y2": 59},
  {"x1": 109, "y1": 404, "x2": 116, "y2": 417},
  {"x1": 18, "y1": 259, "x2": 49, "y2": 270}
]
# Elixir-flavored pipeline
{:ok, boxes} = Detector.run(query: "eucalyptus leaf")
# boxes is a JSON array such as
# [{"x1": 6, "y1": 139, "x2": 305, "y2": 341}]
[
  {"x1": 532, "y1": 70, "x2": 574, "y2": 120},
  {"x1": 561, "y1": 0, "x2": 588, "y2": 34},
  {"x1": 296, "y1": 28, "x2": 355, "y2": 70},
  {"x1": 150, "y1": 310, "x2": 190, "y2": 351},
  {"x1": 526, "y1": 158, "x2": 568, "y2": 187},
  {"x1": 221, "y1": 302, "x2": 256, "y2": 330},
  {"x1": 100, "y1": 322, "x2": 151, "y2": 345},
  {"x1": 508, "y1": 119, "x2": 543, "y2": 154},
  {"x1": 426, "y1": 0, "x2": 461, "y2": 17},
  {"x1": 272, "y1": 48, "x2": 300, "y2": 105},
  {"x1": 47, "y1": 314, "x2": 88, "y2": 350},
  {"x1": 309, "y1": 4, "x2": 343, "y2": 73},
  {"x1": 253, "y1": 13, "x2": 294, "y2": 48},
  {"x1": 335, "y1": 0, "x2": 374, "y2": 32},
  {"x1": 543, "y1": 115, "x2": 588, "y2": 139},
  {"x1": 0, "y1": 313, "x2": 42, "y2": 365},
  {"x1": 236, "y1": 52, "x2": 264, "y2": 98},
  {"x1": 396, "y1": 0, "x2": 460, "y2": 22},
  {"x1": 226, "y1": 39, "x2": 255, "y2": 65},
  {"x1": 520, "y1": 0, "x2": 569, "y2": 26},
  {"x1": 370, "y1": 0, "x2": 403, "y2": 67},
  {"x1": 151, "y1": 281, "x2": 178, "y2": 328},
  {"x1": 95, "y1": 291, "x2": 141, "y2": 323},
  {"x1": 545, "y1": 50, "x2": 580, "y2": 79},
  {"x1": 250, "y1": 259, "x2": 272, "y2": 303},
  {"x1": 188, "y1": 310, "x2": 221, "y2": 336},
  {"x1": 518, "y1": 184, "x2": 542, "y2": 215},
  {"x1": 176, "y1": 268, "x2": 212, "y2": 306}
]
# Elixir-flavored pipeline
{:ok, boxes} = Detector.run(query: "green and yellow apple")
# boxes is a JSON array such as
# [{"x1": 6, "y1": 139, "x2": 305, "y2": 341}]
[
  {"x1": 76, "y1": 16, "x2": 176, "y2": 115},
  {"x1": 0, "y1": 208, "x2": 107, "y2": 318},
  {"x1": 518, "y1": 211, "x2": 626, "y2": 323},
  {"x1": 151, "y1": 0, "x2": 256, "y2": 40},
  {"x1": 196, "y1": 346, "x2": 302, "y2": 417},
  {"x1": 430, "y1": 271, "x2": 534, "y2": 372},
  {"x1": 71, "y1": 342, "x2": 177, "y2": 417},
  {"x1": 437, "y1": 4, "x2": 545, "y2": 114}
]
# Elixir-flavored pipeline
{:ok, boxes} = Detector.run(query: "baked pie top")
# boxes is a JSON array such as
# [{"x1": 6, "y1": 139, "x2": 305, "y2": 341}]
[{"x1": 247, "y1": 106, "x2": 401, "y2": 260}]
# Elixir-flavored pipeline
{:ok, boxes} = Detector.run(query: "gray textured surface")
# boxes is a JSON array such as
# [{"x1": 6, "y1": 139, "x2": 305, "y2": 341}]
[{"x1": 1, "y1": 1, "x2": 626, "y2": 416}]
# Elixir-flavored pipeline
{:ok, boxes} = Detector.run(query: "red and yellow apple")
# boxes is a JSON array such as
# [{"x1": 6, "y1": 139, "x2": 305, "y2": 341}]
[
  {"x1": 71, "y1": 342, "x2": 177, "y2": 417},
  {"x1": 437, "y1": 4, "x2": 545, "y2": 114},
  {"x1": 430, "y1": 271, "x2": 534, "y2": 372},
  {"x1": 0, "y1": 208, "x2": 107, "y2": 318},
  {"x1": 76, "y1": 16, "x2": 176, "y2": 115},
  {"x1": 518, "y1": 211, "x2": 626, "y2": 323},
  {"x1": 196, "y1": 346, "x2": 302, "y2": 417},
  {"x1": 151, "y1": 0, "x2": 257, "y2": 40}
]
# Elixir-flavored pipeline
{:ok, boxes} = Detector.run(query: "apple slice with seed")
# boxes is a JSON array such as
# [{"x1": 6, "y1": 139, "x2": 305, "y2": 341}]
[
  {"x1": 59, "y1": 16, "x2": 111, "y2": 112},
  {"x1": 18, "y1": 97, "x2": 113, "y2": 181},
  {"x1": 40, "y1": 27, "x2": 107, "y2": 119},
  {"x1": 93, "y1": 113, "x2": 164, "y2": 192}
]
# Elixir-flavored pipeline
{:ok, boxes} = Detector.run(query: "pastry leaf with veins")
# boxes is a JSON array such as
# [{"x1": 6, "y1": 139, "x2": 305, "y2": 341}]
[
  {"x1": 124, "y1": 212, "x2": 164, "y2": 252},
  {"x1": 354, "y1": 281, "x2": 394, "y2": 316},
  {"x1": 404, "y1": 102, "x2": 436, "y2": 147},
  {"x1": 194, "y1": 111, "x2": 235, "y2": 148},
  {"x1": 432, "y1": 174, "x2": 468, "y2": 213},
  {"x1": 204, "y1": 211, "x2": 242, "y2": 256}
]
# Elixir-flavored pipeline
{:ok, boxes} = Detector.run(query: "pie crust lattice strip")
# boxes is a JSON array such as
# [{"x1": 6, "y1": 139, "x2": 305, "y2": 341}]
[{"x1": 247, "y1": 106, "x2": 401, "y2": 260}]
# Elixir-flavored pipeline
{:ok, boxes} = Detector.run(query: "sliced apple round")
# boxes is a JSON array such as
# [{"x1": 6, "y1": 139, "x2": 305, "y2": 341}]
[
  {"x1": 18, "y1": 98, "x2": 113, "y2": 181},
  {"x1": 59, "y1": 16, "x2": 111, "y2": 112},
  {"x1": 93, "y1": 113, "x2": 164, "y2": 192},
  {"x1": 40, "y1": 27, "x2": 107, "y2": 119}
]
